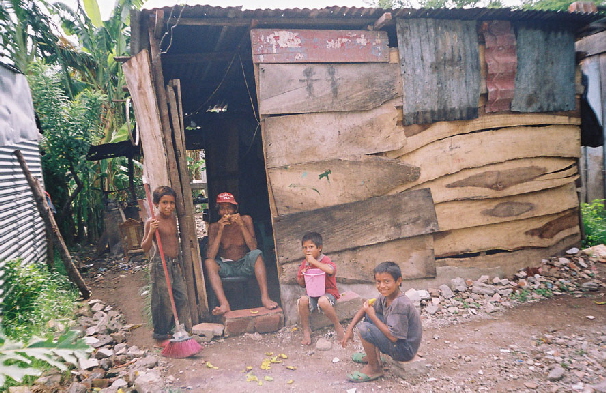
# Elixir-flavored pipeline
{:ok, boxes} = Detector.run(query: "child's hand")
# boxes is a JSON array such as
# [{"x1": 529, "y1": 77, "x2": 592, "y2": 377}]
[
  {"x1": 340, "y1": 329, "x2": 353, "y2": 347},
  {"x1": 305, "y1": 254, "x2": 316, "y2": 266},
  {"x1": 148, "y1": 219, "x2": 159, "y2": 234},
  {"x1": 363, "y1": 300, "x2": 376, "y2": 317}
]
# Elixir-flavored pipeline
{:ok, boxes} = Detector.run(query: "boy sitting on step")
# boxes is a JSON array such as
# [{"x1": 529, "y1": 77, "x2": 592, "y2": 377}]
[{"x1": 296, "y1": 231, "x2": 344, "y2": 345}]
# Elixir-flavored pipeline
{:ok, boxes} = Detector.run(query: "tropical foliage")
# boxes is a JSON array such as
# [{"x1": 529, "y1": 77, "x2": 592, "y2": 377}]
[
  {"x1": 581, "y1": 200, "x2": 606, "y2": 247},
  {"x1": 2, "y1": 0, "x2": 145, "y2": 244}
]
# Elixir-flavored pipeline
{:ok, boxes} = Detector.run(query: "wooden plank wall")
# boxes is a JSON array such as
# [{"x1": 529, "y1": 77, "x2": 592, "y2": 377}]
[{"x1": 253, "y1": 21, "x2": 582, "y2": 285}]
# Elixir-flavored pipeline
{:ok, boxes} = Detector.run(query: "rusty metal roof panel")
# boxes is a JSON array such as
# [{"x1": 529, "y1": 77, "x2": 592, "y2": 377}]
[{"x1": 149, "y1": 4, "x2": 603, "y2": 24}]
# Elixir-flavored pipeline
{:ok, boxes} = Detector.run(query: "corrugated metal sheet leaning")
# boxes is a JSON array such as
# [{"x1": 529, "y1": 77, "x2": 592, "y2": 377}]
[{"x1": 0, "y1": 64, "x2": 47, "y2": 312}]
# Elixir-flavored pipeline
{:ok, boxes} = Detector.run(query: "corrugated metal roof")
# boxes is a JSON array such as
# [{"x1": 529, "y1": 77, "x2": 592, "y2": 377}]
[{"x1": 149, "y1": 4, "x2": 604, "y2": 25}]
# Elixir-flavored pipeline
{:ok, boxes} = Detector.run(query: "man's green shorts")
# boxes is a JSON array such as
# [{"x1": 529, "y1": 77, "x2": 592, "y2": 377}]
[{"x1": 216, "y1": 249, "x2": 262, "y2": 278}]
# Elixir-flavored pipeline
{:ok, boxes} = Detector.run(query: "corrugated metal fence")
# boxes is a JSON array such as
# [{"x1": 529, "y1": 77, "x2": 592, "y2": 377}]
[{"x1": 0, "y1": 140, "x2": 47, "y2": 306}]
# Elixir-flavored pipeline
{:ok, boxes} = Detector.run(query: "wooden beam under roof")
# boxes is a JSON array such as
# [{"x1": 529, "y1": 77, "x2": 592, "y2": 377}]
[
  {"x1": 161, "y1": 51, "x2": 237, "y2": 64},
  {"x1": 166, "y1": 17, "x2": 379, "y2": 27}
]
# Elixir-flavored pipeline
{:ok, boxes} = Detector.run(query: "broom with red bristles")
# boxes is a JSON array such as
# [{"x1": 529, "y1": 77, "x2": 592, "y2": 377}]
[{"x1": 144, "y1": 182, "x2": 202, "y2": 358}]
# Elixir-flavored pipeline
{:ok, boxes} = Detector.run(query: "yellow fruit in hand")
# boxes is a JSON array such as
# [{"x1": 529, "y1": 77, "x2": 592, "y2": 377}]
[{"x1": 367, "y1": 298, "x2": 377, "y2": 306}]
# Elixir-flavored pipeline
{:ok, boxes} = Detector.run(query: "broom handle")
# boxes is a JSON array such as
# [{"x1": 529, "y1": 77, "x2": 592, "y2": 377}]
[{"x1": 144, "y1": 183, "x2": 181, "y2": 328}]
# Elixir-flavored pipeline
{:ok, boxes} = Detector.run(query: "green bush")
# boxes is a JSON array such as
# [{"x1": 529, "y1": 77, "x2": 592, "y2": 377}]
[
  {"x1": 581, "y1": 199, "x2": 606, "y2": 247},
  {"x1": 1, "y1": 259, "x2": 78, "y2": 341}
]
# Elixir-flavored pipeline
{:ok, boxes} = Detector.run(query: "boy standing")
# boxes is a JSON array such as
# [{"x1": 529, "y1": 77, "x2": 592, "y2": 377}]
[
  {"x1": 297, "y1": 232, "x2": 344, "y2": 345},
  {"x1": 141, "y1": 186, "x2": 190, "y2": 347},
  {"x1": 340, "y1": 262, "x2": 422, "y2": 383}
]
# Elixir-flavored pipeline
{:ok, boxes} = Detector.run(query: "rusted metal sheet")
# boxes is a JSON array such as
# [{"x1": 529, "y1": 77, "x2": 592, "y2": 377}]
[
  {"x1": 250, "y1": 29, "x2": 389, "y2": 63},
  {"x1": 482, "y1": 21, "x2": 517, "y2": 113},
  {"x1": 512, "y1": 24, "x2": 576, "y2": 113},
  {"x1": 396, "y1": 18, "x2": 480, "y2": 125}
]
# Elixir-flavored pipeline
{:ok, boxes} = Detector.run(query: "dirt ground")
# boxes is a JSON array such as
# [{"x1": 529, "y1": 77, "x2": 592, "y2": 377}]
[{"x1": 87, "y1": 261, "x2": 606, "y2": 393}]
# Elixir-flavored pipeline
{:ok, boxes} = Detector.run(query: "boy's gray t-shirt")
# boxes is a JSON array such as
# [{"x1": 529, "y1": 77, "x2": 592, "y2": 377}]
[{"x1": 375, "y1": 293, "x2": 422, "y2": 352}]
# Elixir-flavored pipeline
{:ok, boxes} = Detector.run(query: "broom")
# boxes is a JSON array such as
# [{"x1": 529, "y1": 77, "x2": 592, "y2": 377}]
[{"x1": 144, "y1": 182, "x2": 203, "y2": 358}]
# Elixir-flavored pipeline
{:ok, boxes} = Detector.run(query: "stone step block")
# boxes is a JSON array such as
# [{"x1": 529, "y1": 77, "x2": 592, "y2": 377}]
[
  {"x1": 222, "y1": 307, "x2": 284, "y2": 337},
  {"x1": 309, "y1": 291, "x2": 364, "y2": 330},
  {"x1": 192, "y1": 322, "x2": 225, "y2": 341},
  {"x1": 386, "y1": 356, "x2": 429, "y2": 381}
]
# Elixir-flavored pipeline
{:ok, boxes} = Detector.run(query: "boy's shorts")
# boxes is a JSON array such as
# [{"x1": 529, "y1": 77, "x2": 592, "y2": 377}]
[
  {"x1": 358, "y1": 316, "x2": 416, "y2": 362},
  {"x1": 302, "y1": 293, "x2": 336, "y2": 313},
  {"x1": 216, "y1": 249, "x2": 262, "y2": 278}
]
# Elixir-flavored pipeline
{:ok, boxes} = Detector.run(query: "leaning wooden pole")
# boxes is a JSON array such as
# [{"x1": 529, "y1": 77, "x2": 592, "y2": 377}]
[{"x1": 13, "y1": 150, "x2": 91, "y2": 299}]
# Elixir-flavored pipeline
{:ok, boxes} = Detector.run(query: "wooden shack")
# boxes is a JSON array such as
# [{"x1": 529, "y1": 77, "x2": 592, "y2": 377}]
[{"x1": 125, "y1": 5, "x2": 602, "y2": 324}]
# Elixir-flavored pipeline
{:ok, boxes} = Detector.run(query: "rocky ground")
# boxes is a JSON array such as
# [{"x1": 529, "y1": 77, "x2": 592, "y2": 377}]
[{"x1": 14, "y1": 246, "x2": 606, "y2": 393}]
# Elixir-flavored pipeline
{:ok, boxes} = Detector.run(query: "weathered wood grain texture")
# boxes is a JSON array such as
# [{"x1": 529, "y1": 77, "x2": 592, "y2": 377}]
[
  {"x1": 263, "y1": 98, "x2": 405, "y2": 168},
  {"x1": 393, "y1": 125, "x2": 580, "y2": 188},
  {"x1": 405, "y1": 157, "x2": 577, "y2": 203},
  {"x1": 166, "y1": 80, "x2": 208, "y2": 317},
  {"x1": 434, "y1": 208, "x2": 580, "y2": 257},
  {"x1": 250, "y1": 29, "x2": 389, "y2": 63},
  {"x1": 512, "y1": 25, "x2": 575, "y2": 112},
  {"x1": 258, "y1": 63, "x2": 402, "y2": 115},
  {"x1": 387, "y1": 113, "x2": 580, "y2": 158},
  {"x1": 396, "y1": 18, "x2": 480, "y2": 125},
  {"x1": 279, "y1": 235, "x2": 436, "y2": 284},
  {"x1": 273, "y1": 189, "x2": 438, "y2": 264},
  {"x1": 122, "y1": 49, "x2": 169, "y2": 192},
  {"x1": 267, "y1": 156, "x2": 420, "y2": 215},
  {"x1": 435, "y1": 233, "x2": 580, "y2": 276},
  {"x1": 434, "y1": 183, "x2": 578, "y2": 232},
  {"x1": 576, "y1": 30, "x2": 606, "y2": 57}
]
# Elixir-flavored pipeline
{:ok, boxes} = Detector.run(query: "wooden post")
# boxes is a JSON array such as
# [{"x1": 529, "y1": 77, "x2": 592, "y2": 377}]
[
  {"x1": 13, "y1": 150, "x2": 91, "y2": 299},
  {"x1": 148, "y1": 25, "x2": 197, "y2": 327}
]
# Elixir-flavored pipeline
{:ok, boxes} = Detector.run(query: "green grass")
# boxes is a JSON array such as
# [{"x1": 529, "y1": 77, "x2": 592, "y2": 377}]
[
  {"x1": 581, "y1": 199, "x2": 606, "y2": 247},
  {"x1": 1, "y1": 258, "x2": 78, "y2": 341}
]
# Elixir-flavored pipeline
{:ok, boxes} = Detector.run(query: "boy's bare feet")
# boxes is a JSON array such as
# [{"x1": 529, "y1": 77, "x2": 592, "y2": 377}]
[
  {"x1": 212, "y1": 303, "x2": 231, "y2": 315},
  {"x1": 262, "y1": 296, "x2": 278, "y2": 310},
  {"x1": 301, "y1": 329, "x2": 312, "y2": 345}
]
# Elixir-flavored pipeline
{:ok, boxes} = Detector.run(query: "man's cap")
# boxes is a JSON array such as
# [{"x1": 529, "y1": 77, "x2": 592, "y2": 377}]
[{"x1": 216, "y1": 192, "x2": 238, "y2": 205}]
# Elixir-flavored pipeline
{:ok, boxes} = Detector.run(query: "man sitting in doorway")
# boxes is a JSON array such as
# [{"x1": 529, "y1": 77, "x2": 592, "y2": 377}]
[{"x1": 205, "y1": 192, "x2": 279, "y2": 315}]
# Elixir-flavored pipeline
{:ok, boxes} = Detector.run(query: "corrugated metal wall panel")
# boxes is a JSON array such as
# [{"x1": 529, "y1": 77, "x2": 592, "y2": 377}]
[{"x1": 0, "y1": 140, "x2": 47, "y2": 267}]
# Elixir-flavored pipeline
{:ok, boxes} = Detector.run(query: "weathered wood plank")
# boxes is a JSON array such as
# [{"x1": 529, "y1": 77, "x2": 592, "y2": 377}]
[
  {"x1": 268, "y1": 156, "x2": 420, "y2": 216},
  {"x1": 122, "y1": 49, "x2": 169, "y2": 192},
  {"x1": 263, "y1": 98, "x2": 405, "y2": 168},
  {"x1": 512, "y1": 25, "x2": 575, "y2": 112},
  {"x1": 387, "y1": 113, "x2": 581, "y2": 158},
  {"x1": 434, "y1": 209, "x2": 580, "y2": 257},
  {"x1": 436, "y1": 233, "x2": 580, "y2": 276},
  {"x1": 167, "y1": 80, "x2": 209, "y2": 317},
  {"x1": 406, "y1": 157, "x2": 577, "y2": 203},
  {"x1": 250, "y1": 29, "x2": 389, "y2": 63},
  {"x1": 394, "y1": 125, "x2": 580, "y2": 188},
  {"x1": 575, "y1": 30, "x2": 606, "y2": 58},
  {"x1": 396, "y1": 18, "x2": 480, "y2": 125},
  {"x1": 273, "y1": 189, "x2": 438, "y2": 264},
  {"x1": 279, "y1": 235, "x2": 436, "y2": 284},
  {"x1": 258, "y1": 63, "x2": 402, "y2": 115},
  {"x1": 434, "y1": 183, "x2": 578, "y2": 232}
]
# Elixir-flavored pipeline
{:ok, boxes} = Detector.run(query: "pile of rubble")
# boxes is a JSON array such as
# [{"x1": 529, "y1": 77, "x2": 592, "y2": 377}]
[
  {"x1": 406, "y1": 247, "x2": 604, "y2": 325},
  {"x1": 13, "y1": 299, "x2": 169, "y2": 393}
]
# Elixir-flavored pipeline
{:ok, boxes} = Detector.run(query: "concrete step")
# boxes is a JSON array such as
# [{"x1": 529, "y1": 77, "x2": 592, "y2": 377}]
[
  {"x1": 222, "y1": 307, "x2": 284, "y2": 337},
  {"x1": 309, "y1": 291, "x2": 364, "y2": 330}
]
